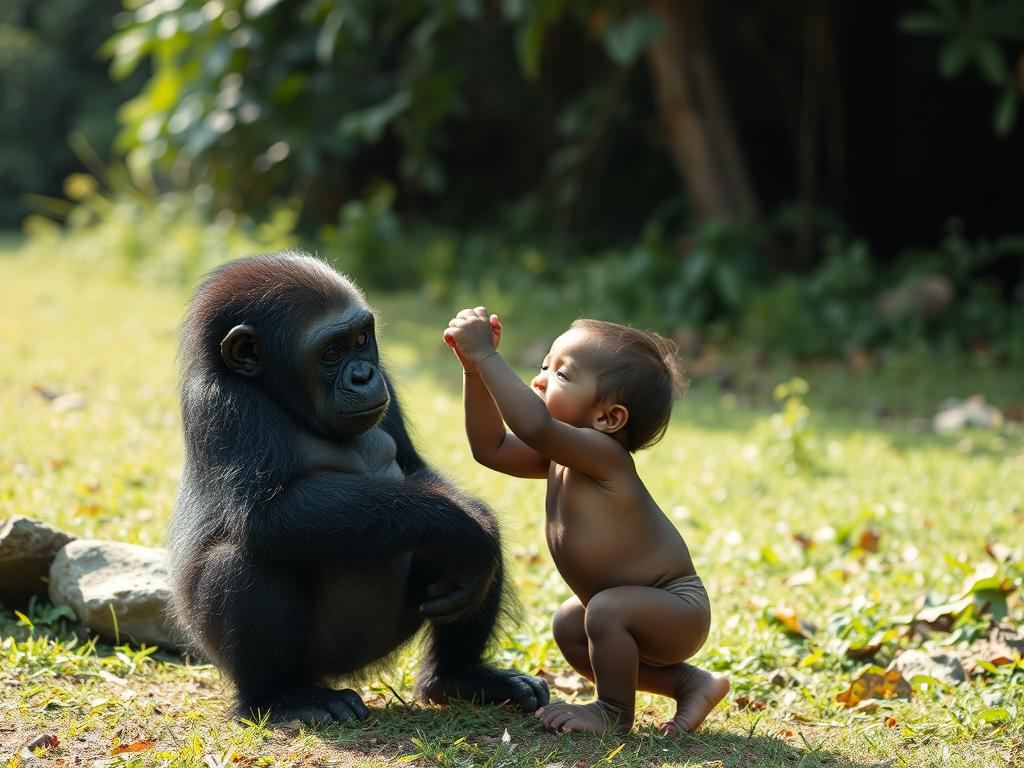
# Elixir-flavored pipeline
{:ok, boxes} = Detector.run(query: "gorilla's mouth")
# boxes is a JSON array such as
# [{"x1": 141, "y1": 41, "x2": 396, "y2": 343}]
[{"x1": 342, "y1": 401, "x2": 389, "y2": 418}]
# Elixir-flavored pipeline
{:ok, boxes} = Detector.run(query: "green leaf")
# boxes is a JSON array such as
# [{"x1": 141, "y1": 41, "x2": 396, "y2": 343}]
[
  {"x1": 976, "y1": 40, "x2": 1008, "y2": 84},
  {"x1": 939, "y1": 36, "x2": 972, "y2": 77},
  {"x1": 977, "y1": 707, "x2": 1010, "y2": 723},
  {"x1": 899, "y1": 13, "x2": 952, "y2": 34},
  {"x1": 994, "y1": 85, "x2": 1019, "y2": 137},
  {"x1": 602, "y1": 11, "x2": 665, "y2": 65},
  {"x1": 516, "y1": 15, "x2": 548, "y2": 78}
]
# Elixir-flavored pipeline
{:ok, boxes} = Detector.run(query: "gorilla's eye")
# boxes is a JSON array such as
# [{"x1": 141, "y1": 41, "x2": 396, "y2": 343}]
[
  {"x1": 355, "y1": 332, "x2": 368, "y2": 348},
  {"x1": 322, "y1": 345, "x2": 342, "y2": 363}
]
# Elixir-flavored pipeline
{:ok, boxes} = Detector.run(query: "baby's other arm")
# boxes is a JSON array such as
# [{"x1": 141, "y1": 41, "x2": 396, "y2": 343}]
[{"x1": 444, "y1": 308, "x2": 549, "y2": 479}]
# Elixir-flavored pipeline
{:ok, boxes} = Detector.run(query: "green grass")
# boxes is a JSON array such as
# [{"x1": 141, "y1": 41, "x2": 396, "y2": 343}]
[{"x1": 1, "y1": 250, "x2": 1022, "y2": 768}]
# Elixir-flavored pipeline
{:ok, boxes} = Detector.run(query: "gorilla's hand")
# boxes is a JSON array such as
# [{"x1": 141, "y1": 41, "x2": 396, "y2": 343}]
[{"x1": 420, "y1": 563, "x2": 497, "y2": 625}]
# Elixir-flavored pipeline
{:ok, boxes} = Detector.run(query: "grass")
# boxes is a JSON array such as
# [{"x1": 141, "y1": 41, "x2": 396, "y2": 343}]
[{"x1": 1, "y1": 248, "x2": 1022, "y2": 768}]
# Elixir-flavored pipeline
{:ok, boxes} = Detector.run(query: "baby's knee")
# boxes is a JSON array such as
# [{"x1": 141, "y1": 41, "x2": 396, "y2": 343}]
[
  {"x1": 552, "y1": 596, "x2": 586, "y2": 645},
  {"x1": 583, "y1": 591, "x2": 626, "y2": 639}
]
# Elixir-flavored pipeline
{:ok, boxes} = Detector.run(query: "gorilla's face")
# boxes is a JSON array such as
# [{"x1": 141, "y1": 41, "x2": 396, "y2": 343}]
[
  {"x1": 301, "y1": 303, "x2": 390, "y2": 437},
  {"x1": 218, "y1": 295, "x2": 390, "y2": 439}
]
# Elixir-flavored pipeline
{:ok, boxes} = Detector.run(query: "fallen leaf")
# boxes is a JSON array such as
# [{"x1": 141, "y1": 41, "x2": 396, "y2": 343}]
[
  {"x1": 112, "y1": 741, "x2": 156, "y2": 755},
  {"x1": 835, "y1": 668, "x2": 911, "y2": 708},
  {"x1": 734, "y1": 696, "x2": 767, "y2": 711},
  {"x1": 534, "y1": 668, "x2": 593, "y2": 694},
  {"x1": 793, "y1": 533, "x2": 814, "y2": 551},
  {"x1": 849, "y1": 699, "x2": 879, "y2": 713},
  {"x1": 26, "y1": 734, "x2": 59, "y2": 752},
  {"x1": 858, "y1": 529, "x2": 881, "y2": 552},
  {"x1": 962, "y1": 621, "x2": 1024, "y2": 673},
  {"x1": 985, "y1": 541, "x2": 1013, "y2": 563},
  {"x1": 885, "y1": 717, "x2": 897, "y2": 728},
  {"x1": 31, "y1": 382, "x2": 62, "y2": 401},
  {"x1": 771, "y1": 608, "x2": 817, "y2": 639}
]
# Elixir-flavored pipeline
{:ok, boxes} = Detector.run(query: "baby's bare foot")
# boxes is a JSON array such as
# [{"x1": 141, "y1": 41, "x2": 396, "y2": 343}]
[
  {"x1": 659, "y1": 671, "x2": 730, "y2": 735},
  {"x1": 536, "y1": 700, "x2": 631, "y2": 734}
]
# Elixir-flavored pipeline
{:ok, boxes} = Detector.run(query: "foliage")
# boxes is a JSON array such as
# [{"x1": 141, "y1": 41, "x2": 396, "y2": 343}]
[
  {"x1": 1, "y1": 251, "x2": 1023, "y2": 766},
  {"x1": 0, "y1": 0, "x2": 143, "y2": 227},
  {"x1": 901, "y1": 0, "x2": 1024, "y2": 136},
  {"x1": 22, "y1": 150, "x2": 297, "y2": 283}
]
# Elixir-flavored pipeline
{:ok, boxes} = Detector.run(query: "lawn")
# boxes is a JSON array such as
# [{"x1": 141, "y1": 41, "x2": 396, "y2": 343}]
[{"x1": 1, "y1": 249, "x2": 1022, "y2": 768}]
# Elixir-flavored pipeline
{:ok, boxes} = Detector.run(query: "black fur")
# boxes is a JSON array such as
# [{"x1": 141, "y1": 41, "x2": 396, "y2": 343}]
[{"x1": 170, "y1": 251, "x2": 548, "y2": 723}]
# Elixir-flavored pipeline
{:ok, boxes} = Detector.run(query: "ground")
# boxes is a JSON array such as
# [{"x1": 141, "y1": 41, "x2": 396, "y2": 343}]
[{"x1": 0, "y1": 251, "x2": 1022, "y2": 768}]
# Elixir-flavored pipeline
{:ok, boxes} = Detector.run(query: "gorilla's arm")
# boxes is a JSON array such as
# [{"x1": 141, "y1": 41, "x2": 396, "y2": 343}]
[{"x1": 245, "y1": 474, "x2": 499, "y2": 571}]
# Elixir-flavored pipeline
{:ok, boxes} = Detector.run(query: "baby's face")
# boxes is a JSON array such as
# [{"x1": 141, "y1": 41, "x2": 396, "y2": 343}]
[{"x1": 530, "y1": 328, "x2": 607, "y2": 427}]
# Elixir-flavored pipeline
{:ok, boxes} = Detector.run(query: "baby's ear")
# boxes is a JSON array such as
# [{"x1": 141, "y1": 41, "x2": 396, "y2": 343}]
[{"x1": 593, "y1": 404, "x2": 628, "y2": 435}]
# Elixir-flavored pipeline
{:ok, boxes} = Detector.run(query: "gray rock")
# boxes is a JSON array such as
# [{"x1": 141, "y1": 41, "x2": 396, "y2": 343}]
[
  {"x1": 933, "y1": 395, "x2": 1004, "y2": 434},
  {"x1": 0, "y1": 517, "x2": 76, "y2": 608},
  {"x1": 890, "y1": 649, "x2": 965, "y2": 685},
  {"x1": 48, "y1": 539, "x2": 177, "y2": 648}
]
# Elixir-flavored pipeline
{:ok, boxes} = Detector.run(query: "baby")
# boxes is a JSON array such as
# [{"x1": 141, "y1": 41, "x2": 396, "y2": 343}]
[{"x1": 443, "y1": 308, "x2": 729, "y2": 735}]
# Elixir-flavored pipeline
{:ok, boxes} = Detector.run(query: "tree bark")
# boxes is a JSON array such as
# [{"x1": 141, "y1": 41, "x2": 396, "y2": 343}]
[{"x1": 645, "y1": 0, "x2": 758, "y2": 221}]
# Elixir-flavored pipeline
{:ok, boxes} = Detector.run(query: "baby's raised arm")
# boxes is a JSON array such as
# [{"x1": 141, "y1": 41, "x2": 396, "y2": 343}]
[
  {"x1": 444, "y1": 308, "x2": 549, "y2": 479},
  {"x1": 445, "y1": 310, "x2": 630, "y2": 481}
]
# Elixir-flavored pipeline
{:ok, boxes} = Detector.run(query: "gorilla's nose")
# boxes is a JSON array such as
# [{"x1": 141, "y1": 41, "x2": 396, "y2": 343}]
[{"x1": 350, "y1": 361, "x2": 374, "y2": 386}]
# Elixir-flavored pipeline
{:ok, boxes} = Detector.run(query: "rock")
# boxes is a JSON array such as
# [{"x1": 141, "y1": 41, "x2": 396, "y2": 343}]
[
  {"x1": 48, "y1": 540, "x2": 178, "y2": 648},
  {"x1": 890, "y1": 649, "x2": 965, "y2": 685},
  {"x1": 933, "y1": 395, "x2": 1004, "y2": 434},
  {"x1": 0, "y1": 517, "x2": 77, "y2": 608}
]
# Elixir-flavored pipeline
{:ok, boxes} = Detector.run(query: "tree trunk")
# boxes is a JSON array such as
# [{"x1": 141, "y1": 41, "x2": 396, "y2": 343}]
[{"x1": 645, "y1": 0, "x2": 758, "y2": 221}]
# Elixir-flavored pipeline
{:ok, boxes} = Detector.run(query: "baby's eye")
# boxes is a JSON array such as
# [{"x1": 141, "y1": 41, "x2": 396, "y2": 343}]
[
  {"x1": 556, "y1": 371, "x2": 569, "y2": 381},
  {"x1": 540, "y1": 365, "x2": 549, "y2": 371}
]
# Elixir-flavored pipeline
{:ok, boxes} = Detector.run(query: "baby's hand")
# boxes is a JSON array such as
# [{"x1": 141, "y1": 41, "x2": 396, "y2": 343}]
[{"x1": 443, "y1": 307, "x2": 501, "y2": 369}]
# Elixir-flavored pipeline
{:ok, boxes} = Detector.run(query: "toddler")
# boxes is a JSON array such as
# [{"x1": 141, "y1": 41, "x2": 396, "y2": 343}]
[{"x1": 443, "y1": 307, "x2": 729, "y2": 734}]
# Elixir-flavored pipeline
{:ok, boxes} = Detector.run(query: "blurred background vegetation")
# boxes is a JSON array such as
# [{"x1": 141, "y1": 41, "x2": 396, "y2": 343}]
[{"x1": 3, "y1": 0, "x2": 1023, "y2": 361}]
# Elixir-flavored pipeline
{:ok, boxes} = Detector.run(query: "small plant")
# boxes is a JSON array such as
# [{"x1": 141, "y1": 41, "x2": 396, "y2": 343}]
[{"x1": 767, "y1": 377, "x2": 818, "y2": 474}]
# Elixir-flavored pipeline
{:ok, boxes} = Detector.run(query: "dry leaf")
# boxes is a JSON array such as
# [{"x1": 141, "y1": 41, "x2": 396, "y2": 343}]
[
  {"x1": 858, "y1": 529, "x2": 881, "y2": 552},
  {"x1": 734, "y1": 696, "x2": 767, "y2": 711},
  {"x1": 849, "y1": 699, "x2": 879, "y2": 713},
  {"x1": 985, "y1": 541, "x2": 1013, "y2": 562},
  {"x1": 885, "y1": 717, "x2": 897, "y2": 728},
  {"x1": 112, "y1": 741, "x2": 156, "y2": 755},
  {"x1": 846, "y1": 642, "x2": 882, "y2": 660},
  {"x1": 26, "y1": 734, "x2": 59, "y2": 752},
  {"x1": 793, "y1": 533, "x2": 814, "y2": 551},
  {"x1": 772, "y1": 608, "x2": 817, "y2": 639},
  {"x1": 835, "y1": 668, "x2": 911, "y2": 708}
]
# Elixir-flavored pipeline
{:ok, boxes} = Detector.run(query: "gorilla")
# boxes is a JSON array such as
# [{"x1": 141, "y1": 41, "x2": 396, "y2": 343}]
[{"x1": 170, "y1": 251, "x2": 548, "y2": 724}]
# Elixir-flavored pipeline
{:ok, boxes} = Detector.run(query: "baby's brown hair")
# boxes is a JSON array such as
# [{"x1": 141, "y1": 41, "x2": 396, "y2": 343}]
[{"x1": 571, "y1": 319, "x2": 688, "y2": 452}]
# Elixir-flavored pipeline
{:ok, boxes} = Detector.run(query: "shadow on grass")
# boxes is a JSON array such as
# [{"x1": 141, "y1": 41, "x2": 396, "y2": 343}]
[{"x1": 306, "y1": 704, "x2": 888, "y2": 768}]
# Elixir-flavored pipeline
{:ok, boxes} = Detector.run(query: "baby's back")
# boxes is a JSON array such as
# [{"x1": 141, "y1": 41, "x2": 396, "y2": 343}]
[{"x1": 545, "y1": 463, "x2": 695, "y2": 605}]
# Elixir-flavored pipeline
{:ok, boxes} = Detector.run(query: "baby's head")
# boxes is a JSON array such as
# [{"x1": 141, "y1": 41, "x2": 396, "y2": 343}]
[{"x1": 533, "y1": 319, "x2": 687, "y2": 452}]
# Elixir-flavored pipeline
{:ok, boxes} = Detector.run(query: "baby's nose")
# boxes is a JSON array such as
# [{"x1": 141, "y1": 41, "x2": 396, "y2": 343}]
[{"x1": 531, "y1": 375, "x2": 546, "y2": 392}]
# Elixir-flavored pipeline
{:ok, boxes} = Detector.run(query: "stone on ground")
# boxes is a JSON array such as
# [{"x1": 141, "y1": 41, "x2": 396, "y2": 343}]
[
  {"x1": 48, "y1": 539, "x2": 178, "y2": 648},
  {"x1": 0, "y1": 516, "x2": 76, "y2": 608}
]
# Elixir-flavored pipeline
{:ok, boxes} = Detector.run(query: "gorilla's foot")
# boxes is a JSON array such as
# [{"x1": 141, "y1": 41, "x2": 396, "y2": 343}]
[
  {"x1": 243, "y1": 686, "x2": 370, "y2": 726},
  {"x1": 416, "y1": 665, "x2": 550, "y2": 713}
]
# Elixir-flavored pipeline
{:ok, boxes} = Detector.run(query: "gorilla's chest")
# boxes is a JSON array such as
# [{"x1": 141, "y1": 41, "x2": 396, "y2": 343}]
[{"x1": 301, "y1": 427, "x2": 404, "y2": 480}]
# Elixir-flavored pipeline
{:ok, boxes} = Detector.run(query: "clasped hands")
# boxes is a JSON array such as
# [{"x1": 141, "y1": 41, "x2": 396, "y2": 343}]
[{"x1": 443, "y1": 307, "x2": 502, "y2": 372}]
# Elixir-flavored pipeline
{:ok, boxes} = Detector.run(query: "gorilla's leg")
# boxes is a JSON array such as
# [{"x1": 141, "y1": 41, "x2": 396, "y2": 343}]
[
  {"x1": 190, "y1": 545, "x2": 369, "y2": 725},
  {"x1": 415, "y1": 560, "x2": 550, "y2": 713}
]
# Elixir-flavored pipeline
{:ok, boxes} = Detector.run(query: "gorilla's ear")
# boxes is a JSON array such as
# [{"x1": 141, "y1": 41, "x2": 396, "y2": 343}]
[{"x1": 220, "y1": 324, "x2": 262, "y2": 377}]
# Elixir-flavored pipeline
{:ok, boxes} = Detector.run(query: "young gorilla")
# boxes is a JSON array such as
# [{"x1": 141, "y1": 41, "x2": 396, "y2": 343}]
[
  {"x1": 444, "y1": 309, "x2": 730, "y2": 735},
  {"x1": 171, "y1": 252, "x2": 547, "y2": 724}
]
